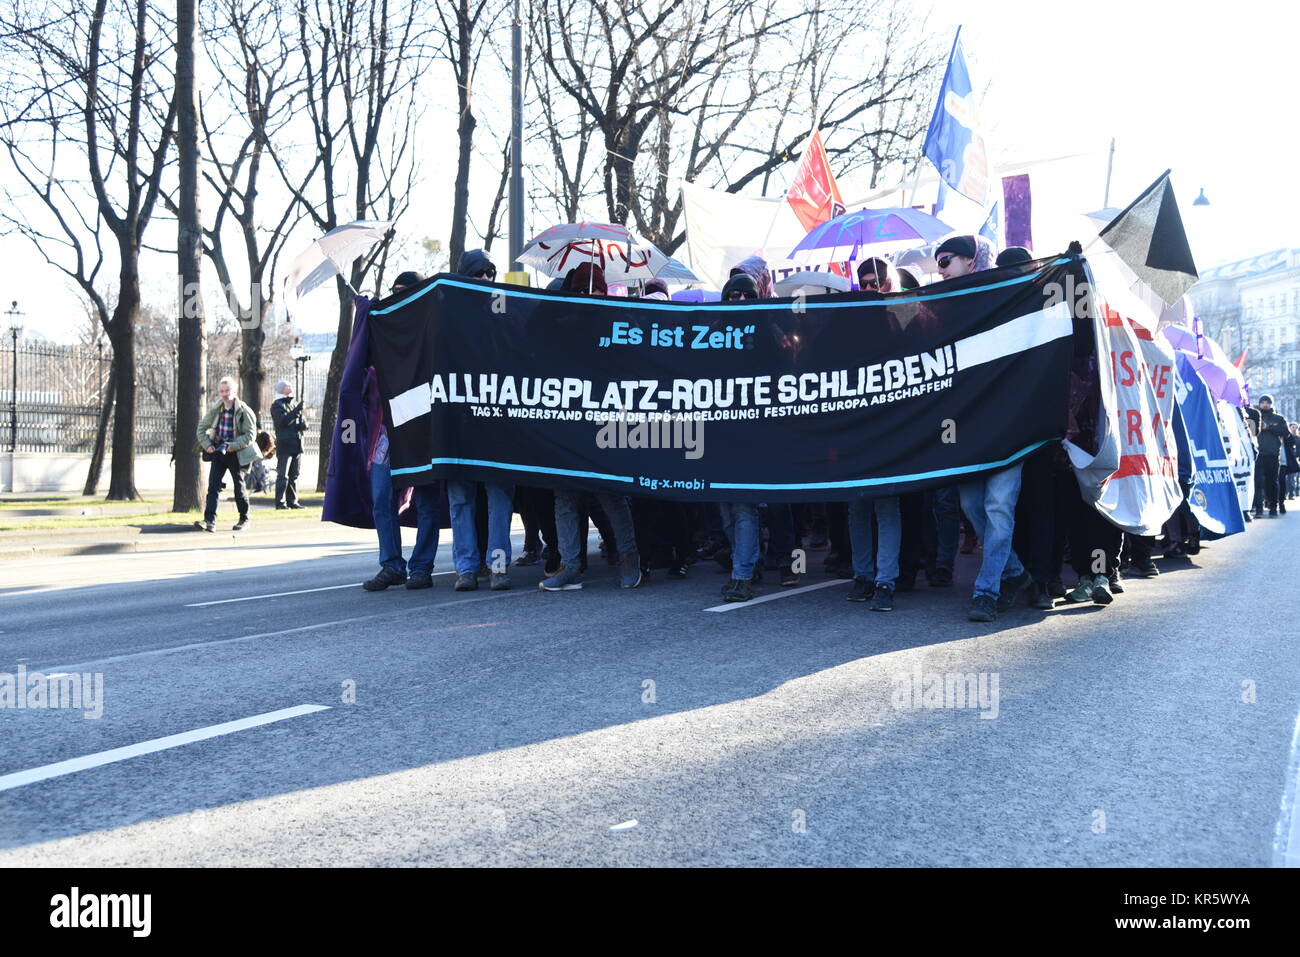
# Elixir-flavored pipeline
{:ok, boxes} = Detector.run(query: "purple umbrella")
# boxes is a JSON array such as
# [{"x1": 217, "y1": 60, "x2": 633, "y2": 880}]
[
  {"x1": 1163, "y1": 321, "x2": 1249, "y2": 407},
  {"x1": 789, "y1": 207, "x2": 954, "y2": 264}
]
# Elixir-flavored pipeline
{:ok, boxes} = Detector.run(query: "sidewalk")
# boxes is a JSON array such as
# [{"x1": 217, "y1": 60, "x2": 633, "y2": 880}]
[{"x1": 0, "y1": 495, "x2": 366, "y2": 561}]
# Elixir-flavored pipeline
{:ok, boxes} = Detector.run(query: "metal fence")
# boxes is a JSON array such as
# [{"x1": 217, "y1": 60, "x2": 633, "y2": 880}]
[{"x1": 0, "y1": 340, "x2": 326, "y2": 455}]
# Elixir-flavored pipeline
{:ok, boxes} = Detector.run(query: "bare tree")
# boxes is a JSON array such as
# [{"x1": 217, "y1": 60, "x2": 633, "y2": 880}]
[
  {"x1": 0, "y1": 0, "x2": 178, "y2": 500},
  {"x1": 194, "y1": 0, "x2": 319, "y2": 418},
  {"x1": 279, "y1": 0, "x2": 431, "y2": 491},
  {"x1": 528, "y1": 0, "x2": 942, "y2": 253},
  {"x1": 174, "y1": 0, "x2": 205, "y2": 511}
]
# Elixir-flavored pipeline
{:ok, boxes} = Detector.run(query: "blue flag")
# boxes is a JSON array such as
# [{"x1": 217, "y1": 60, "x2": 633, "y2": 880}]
[
  {"x1": 922, "y1": 28, "x2": 990, "y2": 204},
  {"x1": 979, "y1": 200, "x2": 1001, "y2": 247},
  {"x1": 1173, "y1": 353, "x2": 1245, "y2": 537}
]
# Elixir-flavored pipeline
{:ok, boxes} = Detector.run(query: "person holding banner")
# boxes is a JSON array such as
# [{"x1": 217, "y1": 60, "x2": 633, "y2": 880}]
[
  {"x1": 929, "y1": 236, "x2": 1032, "y2": 620},
  {"x1": 541, "y1": 263, "x2": 643, "y2": 592},
  {"x1": 447, "y1": 250, "x2": 514, "y2": 591}
]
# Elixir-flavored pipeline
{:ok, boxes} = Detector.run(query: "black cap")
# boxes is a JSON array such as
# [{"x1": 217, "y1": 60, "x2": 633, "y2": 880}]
[
  {"x1": 721, "y1": 273, "x2": 760, "y2": 300},
  {"x1": 995, "y1": 246, "x2": 1033, "y2": 267},
  {"x1": 1259, "y1": 394, "x2": 1275, "y2": 405},
  {"x1": 935, "y1": 235, "x2": 977, "y2": 260},
  {"x1": 856, "y1": 257, "x2": 891, "y2": 286},
  {"x1": 391, "y1": 270, "x2": 422, "y2": 291}
]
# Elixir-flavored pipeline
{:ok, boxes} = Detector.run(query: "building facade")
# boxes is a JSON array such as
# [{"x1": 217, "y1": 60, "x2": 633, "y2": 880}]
[{"x1": 1188, "y1": 248, "x2": 1300, "y2": 421}]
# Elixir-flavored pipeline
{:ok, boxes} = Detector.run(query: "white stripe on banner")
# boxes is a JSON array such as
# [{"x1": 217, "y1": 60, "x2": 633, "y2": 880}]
[
  {"x1": 954, "y1": 301, "x2": 1073, "y2": 371},
  {"x1": 390, "y1": 382, "x2": 431, "y2": 427},
  {"x1": 387, "y1": 301, "x2": 1072, "y2": 427}
]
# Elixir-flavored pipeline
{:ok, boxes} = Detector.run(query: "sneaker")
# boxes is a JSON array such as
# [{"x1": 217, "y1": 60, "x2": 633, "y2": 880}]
[
  {"x1": 1028, "y1": 581, "x2": 1054, "y2": 609},
  {"x1": 928, "y1": 566, "x2": 954, "y2": 587},
  {"x1": 1047, "y1": 578, "x2": 1066, "y2": 598},
  {"x1": 870, "y1": 583, "x2": 895, "y2": 611},
  {"x1": 232, "y1": 516, "x2": 249, "y2": 531},
  {"x1": 1269, "y1": 509, "x2": 1279, "y2": 518},
  {"x1": 405, "y1": 571, "x2": 433, "y2": 589},
  {"x1": 1280, "y1": 502, "x2": 1288, "y2": 515},
  {"x1": 847, "y1": 577, "x2": 875, "y2": 602},
  {"x1": 1133, "y1": 558, "x2": 1159, "y2": 578},
  {"x1": 997, "y1": 570, "x2": 1031, "y2": 612},
  {"x1": 490, "y1": 572, "x2": 511, "y2": 591},
  {"x1": 1090, "y1": 574, "x2": 1113, "y2": 605},
  {"x1": 275, "y1": 503, "x2": 287, "y2": 510},
  {"x1": 1065, "y1": 577, "x2": 1094, "y2": 603},
  {"x1": 967, "y1": 594, "x2": 997, "y2": 622},
  {"x1": 287, "y1": 503, "x2": 306, "y2": 510},
  {"x1": 514, "y1": 549, "x2": 541, "y2": 567},
  {"x1": 666, "y1": 563, "x2": 687, "y2": 580},
  {"x1": 193, "y1": 520, "x2": 215, "y2": 533},
  {"x1": 454, "y1": 572, "x2": 479, "y2": 592},
  {"x1": 539, "y1": 566, "x2": 583, "y2": 591},
  {"x1": 1107, "y1": 570, "x2": 1125, "y2": 594},
  {"x1": 721, "y1": 578, "x2": 754, "y2": 602},
  {"x1": 779, "y1": 565, "x2": 800, "y2": 587},
  {"x1": 363, "y1": 567, "x2": 406, "y2": 591},
  {"x1": 1254, "y1": 509, "x2": 1264, "y2": 519},
  {"x1": 619, "y1": 552, "x2": 643, "y2": 589}
]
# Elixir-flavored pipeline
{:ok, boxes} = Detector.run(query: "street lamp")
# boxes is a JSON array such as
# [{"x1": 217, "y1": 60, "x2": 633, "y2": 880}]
[
  {"x1": 1193, "y1": 188, "x2": 1210, "y2": 207},
  {"x1": 5, "y1": 301, "x2": 23, "y2": 454},
  {"x1": 289, "y1": 338, "x2": 311, "y2": 405}
]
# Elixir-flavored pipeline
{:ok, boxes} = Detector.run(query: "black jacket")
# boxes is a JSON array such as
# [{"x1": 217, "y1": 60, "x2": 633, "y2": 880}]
[
  {"x1": 1256, "y1": 407, "x2": 1288, "y2": 457},
  {"x1": 271, "y1": 394, "x2": 306, "y2": 456}
]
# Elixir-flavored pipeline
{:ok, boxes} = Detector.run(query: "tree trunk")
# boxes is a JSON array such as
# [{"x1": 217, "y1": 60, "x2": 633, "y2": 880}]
[
  {"x1": 106, "y1": 278, "x2": 140, "y2": 501},
  {"x1": 82, "y1": 365, "x2": 116, "y2": 496},
  {"x1": 315, "y1": 279, "x2": 354, "y2": 492},
  {"x1": 173, "y1": 0, "x2": 206, "y2": 513},
  {"x1": 239, "y1": 308, "x2": 267, "y2": 417},
  {"x1": 448, "y1": 10, "x2": 476, "y2": 269}
]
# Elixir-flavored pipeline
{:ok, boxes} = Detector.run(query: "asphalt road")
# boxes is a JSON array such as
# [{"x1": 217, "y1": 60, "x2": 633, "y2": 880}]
[{"x1": 0, "y1": 514, "x2": 1297, "y2": 867}]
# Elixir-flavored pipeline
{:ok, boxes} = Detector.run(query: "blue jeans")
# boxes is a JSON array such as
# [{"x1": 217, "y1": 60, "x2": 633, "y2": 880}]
[
  {"x1": 847, "y1": 495, "x2": 901, "y2": 586},
  {"x1": 448, "y1": 480, "x2": 515, "y2": 574},
  {"x1": 958, "y1": 464, "x2": 1025, "y2": 599},
  {"x1": 931, "y1": 486, "x2": 960, "y2": 572},
  {"x1": 370, "y1": 463, "x2": 441, "y2": 575},
  {"x1": 554, "y1": 489, "x2": 637, "y2": 570},
  {"x1": 719, "y1": 502, "x2": 760, "y2": 580}
]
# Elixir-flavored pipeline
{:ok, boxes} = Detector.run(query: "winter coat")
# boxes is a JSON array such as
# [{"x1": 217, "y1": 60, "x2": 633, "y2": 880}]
[{"x1": 195, "y1": 398, "x2": 259, "y2": 466}]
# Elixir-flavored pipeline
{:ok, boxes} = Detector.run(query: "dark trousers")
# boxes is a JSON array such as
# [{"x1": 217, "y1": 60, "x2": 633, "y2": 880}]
[
  {"x1": 633, "y1": 498, "x2": 693, "y2": 567},
  {"x1": 515, "y1": 486, "x2": 557, "y2": 554},
  {"x1": 825, "y1": 502, "x2": 851, "y2": 565},
  {"x1": 204, "y1": 452, "x2": 248, "y2": 523},
  {"x1": 1254, "y1": 454, "x2": 1280, "y2": 511},
  {"x1": 897, "y1": 492, "x2": 925, "y2": 584},
  {"x1": 275, "y1": 452, "x2": 300, "y2": 506},
  {"x1": 1013, "y1": 445, "x2": 1070, "y2": 585},
  {"x1": 763, "y1": 503, "x2": 797, "y2": 569},
  {"x1": 1067, "y1": 487, "x2": 1123, "y2": 578}
]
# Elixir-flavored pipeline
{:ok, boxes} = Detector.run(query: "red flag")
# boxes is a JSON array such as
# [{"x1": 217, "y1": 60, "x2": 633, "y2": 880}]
[
  {"x1": 786, "y1": 129, "x2": 845, "y2": 233},
  {"x1": 1235, "y1": 349, "x2": 1248, "y2": 369}
]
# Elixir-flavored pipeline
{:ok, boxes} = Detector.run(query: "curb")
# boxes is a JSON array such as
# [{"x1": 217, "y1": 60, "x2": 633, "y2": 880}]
[{"x1": 0, "y1": 524, "x2": 372, "y2": 561}]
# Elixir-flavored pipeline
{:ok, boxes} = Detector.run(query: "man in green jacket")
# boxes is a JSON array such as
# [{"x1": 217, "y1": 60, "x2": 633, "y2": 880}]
[{"x1": 194, "y1": 376, "x2": 258, "y2": 532}]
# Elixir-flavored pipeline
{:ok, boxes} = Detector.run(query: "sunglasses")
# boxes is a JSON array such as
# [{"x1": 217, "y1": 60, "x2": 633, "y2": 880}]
[
  {"x1": 936, "y1": 256, "x2": 955, "y2": 269},
  {"x1": 476, "y1": 268, "x2": 497, "y2": 280},
  {"x1": 860, "y1": 276, "x2": 881, "y2": 288}
]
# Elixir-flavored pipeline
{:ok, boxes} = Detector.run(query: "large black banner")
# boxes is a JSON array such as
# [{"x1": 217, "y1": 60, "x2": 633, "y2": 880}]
[{"x1": 366, "y1": 256, "x2": 1087, "y2": 502}]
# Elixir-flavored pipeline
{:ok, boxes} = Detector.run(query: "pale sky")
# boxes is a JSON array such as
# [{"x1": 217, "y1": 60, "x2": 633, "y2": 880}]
[{"x1": 1, "y1": 0, "x2": 1293, "y2": 342}]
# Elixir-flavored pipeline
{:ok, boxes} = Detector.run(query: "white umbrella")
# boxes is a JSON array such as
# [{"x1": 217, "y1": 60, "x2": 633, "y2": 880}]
[
  {"x1": 283, "y1": 220, "x2": 393, "y2": 301},
  {"x1": 520, "y1": 229, "x2": 698, "y2": 285},
  {"x1": 774, "y1": 270, "x2": 851, "y2": 296}
]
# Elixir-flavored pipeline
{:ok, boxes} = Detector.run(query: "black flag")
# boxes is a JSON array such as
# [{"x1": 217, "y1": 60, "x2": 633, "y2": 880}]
[{"x1": 1098, "y1": 170, "x2": 1199, "y2": 305}]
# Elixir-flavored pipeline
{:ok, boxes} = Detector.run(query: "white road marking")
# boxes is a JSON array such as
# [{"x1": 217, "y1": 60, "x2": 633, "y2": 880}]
[
  {"x1": 1273, "y1": 706, "x2": 1300, "y2": 867},
  {"x1": 704, "y1": 577, "x2": 851, "y2": 612},
  {"x1": 37, "y1": 590, "x2": 531, "y2": 674},
  {"x1": 0, "y1": 704, "x2": 329, "y2": 792},
  {"x1": 185, "y1": 572, "x2": 455, "y2": 607}
]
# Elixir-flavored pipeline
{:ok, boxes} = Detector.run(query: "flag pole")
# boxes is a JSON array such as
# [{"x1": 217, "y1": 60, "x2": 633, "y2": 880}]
[{"x1": 1103, "y1": 137, "x2": 1116, "y2": 208}]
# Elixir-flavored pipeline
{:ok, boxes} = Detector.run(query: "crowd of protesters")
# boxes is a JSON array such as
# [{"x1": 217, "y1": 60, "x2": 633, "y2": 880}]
[{"x1": 348, "y1": 238, "x2": 1297, "y2": 622}]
